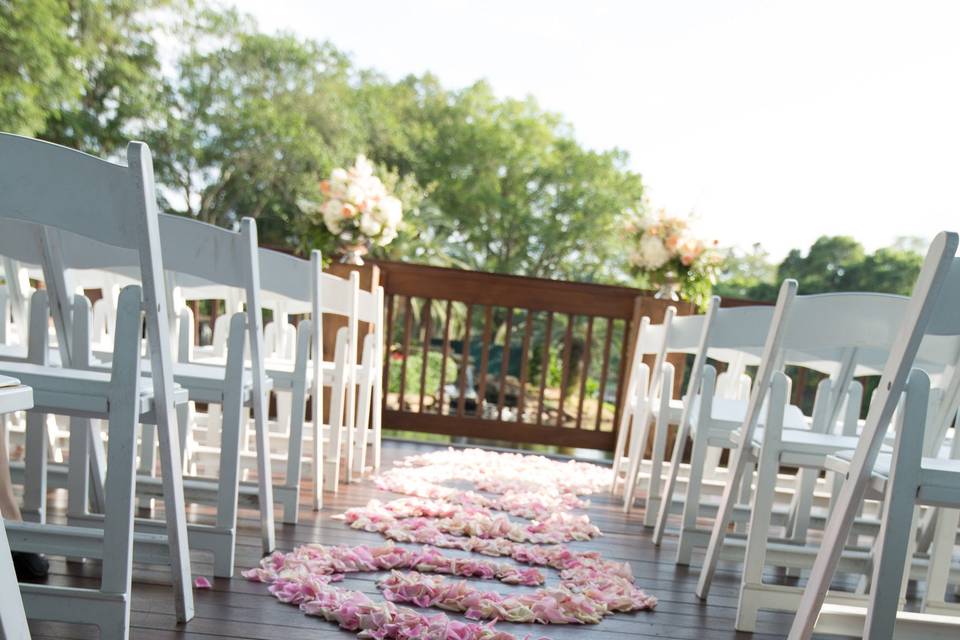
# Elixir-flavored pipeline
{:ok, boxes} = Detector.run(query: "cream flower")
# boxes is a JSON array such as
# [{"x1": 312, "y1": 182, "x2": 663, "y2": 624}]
[{"x1": 636, "y1": 234, "x2": 670, "y2": 269}]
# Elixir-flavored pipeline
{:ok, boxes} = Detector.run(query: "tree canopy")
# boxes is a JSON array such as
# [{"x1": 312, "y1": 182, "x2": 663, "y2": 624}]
[
  {"x1": 1, "y1": 1, "x2": 926, "y2": 297},
  {"x1": 716, "y1": 236, "x2": 925, "y2": 300}
]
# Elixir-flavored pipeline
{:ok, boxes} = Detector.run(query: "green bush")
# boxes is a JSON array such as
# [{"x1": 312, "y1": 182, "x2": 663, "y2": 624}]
[{"x1": 388, "y1": 350, "x2": 459, "y2": 398}]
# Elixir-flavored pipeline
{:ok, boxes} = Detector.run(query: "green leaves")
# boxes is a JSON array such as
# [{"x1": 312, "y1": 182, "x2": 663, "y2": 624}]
[{"x1": 3, "y1": 1, "x2": 646, "y2": 283}]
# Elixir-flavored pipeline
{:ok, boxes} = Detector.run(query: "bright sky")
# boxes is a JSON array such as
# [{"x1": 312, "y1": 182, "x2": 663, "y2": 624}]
[{"x1": 230, "y1": 0, "x2": 960, "y2": 259}]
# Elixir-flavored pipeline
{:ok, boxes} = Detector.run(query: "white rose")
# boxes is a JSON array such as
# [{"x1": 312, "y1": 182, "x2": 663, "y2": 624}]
[
  {"x1": 378, "y1": 226, "x2": 397, "y2": 246},
  {"x1": 323, "y1": 205, "x2": 343, "y2": 234},
  {"x1": 359, "y1": 211, "x2": 382, "y2": 237},
  {"x1": 353, "y1": 154, "x2": 374, "y2": 179},
  {"x1": 346, "y1": 183, "x2": 367, "y2": 207},
  {"x1": 378, "y1": 195, "x2": 402, "y2": 227},
  {"x1": 636, "y1": 234, "x2": 670, "y2": 269}
]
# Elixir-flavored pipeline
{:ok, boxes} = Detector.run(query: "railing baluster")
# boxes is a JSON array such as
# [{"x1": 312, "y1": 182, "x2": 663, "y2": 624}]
[
  {"x1": 536, "y1": 312, "x2": 554, "y2": 426},
  {"x1": 476, "y1": 305, "x2": 493, "y2": 417},
  {"x1": 382, "y1": 294, "x2": 395, "y2": 410},
  {"x1": 611, "y1": 319, "x2": 632, "y2": 434},
  {"x1": 456, "y1": 304, "x2": 474, "y2": 417},
  {"x1": 418, "y1": 298, "x2": 432, "y2": 413},
  {"x1": 398, "y1": 296, "x2": 413, "y2": 411},
  {"x1": 595, "y1": 317, "x2": 614, "y2": 431},
  {"x1": 556, "y1": 314, "x2": 575, "y2": 428},
  {"x1": 517, "y1": 310, "x2": 533, "y2": 423},
  {"x1": 437, "y1": 299, "x2": 453, "y2": 415},
  {"x1": 496, "y1": 308, "x2": 513, "y2": 421},
  {"x1": 575, "y1": 316, "x2": 594, "y2": 430}
]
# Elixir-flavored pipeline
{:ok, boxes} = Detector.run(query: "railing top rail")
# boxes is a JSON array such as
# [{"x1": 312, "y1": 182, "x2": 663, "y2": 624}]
[{"x1": 373, "y1": 260, "x2": 648, "y2": 319}]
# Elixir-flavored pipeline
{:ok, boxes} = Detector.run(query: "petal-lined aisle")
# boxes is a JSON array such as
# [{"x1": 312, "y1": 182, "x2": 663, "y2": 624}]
[{"x1": 245, "y1": 448, "x2": 656, "y2": 639}]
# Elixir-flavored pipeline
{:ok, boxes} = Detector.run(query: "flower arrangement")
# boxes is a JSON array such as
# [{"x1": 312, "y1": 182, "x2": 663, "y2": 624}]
[
  {"x1": 310, "y1": 154, "x2": 403, "y2": 262},
  {"x1": 626, "y1": 210, "x2": 722, "y2": 307}
]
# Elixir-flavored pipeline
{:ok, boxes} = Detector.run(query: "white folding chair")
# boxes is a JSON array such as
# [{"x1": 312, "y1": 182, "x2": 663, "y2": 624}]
[
  {"x1": 693, "y1": 287, "x2": 960, "y2": 632},
  {"x1": 610, "y1": 308, "x2": 676, "y2": 501},
  {"x1": 0, "y1": 134, "x2": 194, "y2": 636},
  {"x1": 0, "y1": 375, "x2": 33, "y2": 640},
  {"x1": 43, "y1": 213, "x2": 278, "y2": 564},
  {"x1": 315, "y1": 270, "x2": 384, "y2": 492},
  {"x1": 789, "y1": 231, "x2": 960, "y2": 639}
]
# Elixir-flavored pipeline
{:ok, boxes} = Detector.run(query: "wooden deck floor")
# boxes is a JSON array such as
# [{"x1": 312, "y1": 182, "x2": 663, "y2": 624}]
[{"x1": 26, "y1": 440, "x2": 833, "y2": 639}]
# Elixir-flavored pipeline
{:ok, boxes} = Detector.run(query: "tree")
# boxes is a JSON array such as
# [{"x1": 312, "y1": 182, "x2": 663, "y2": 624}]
[
  {"x1": 39, "y1": 0, "x2": 170, "y2": 156},
  {"x1": 717, "y1": 236, "x2": 925, "y2": 301},
  {"x1": 0, "y1": 0, "x2": 81, "y2": 135},
  {"x1": 777, "y1": 235, "x2": 865, "y2": 293},
  {"x1": 145, "y1": 9, "x2": 366, "y2": 247},
  {"x1": 714, "y1": 243, "x2": 777, "y2": 300},
  {"x1": 363, "y1": 78, "x2": 645, "y2": 280}
]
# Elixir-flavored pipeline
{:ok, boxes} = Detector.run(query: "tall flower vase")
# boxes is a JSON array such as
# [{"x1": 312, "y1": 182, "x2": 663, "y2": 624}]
[
  {"x1": 338, "y1": 241, "x2": 369, "y2": 265},
  {"x1": 654, "y1": 272, "x2": 680, "y2": 301}
]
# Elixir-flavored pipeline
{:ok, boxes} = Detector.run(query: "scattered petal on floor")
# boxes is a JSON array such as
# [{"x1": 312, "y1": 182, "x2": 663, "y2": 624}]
[{"x1": 246, "y1": 447, "x2": 654, "y2": 639}]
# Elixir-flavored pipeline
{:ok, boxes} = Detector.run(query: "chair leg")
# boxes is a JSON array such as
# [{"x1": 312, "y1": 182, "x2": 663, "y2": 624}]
[
  {"x1": 863, "y1": 422, "x2": 925, "y2": 639},
  {"x1": 343, "y1": 387, "x2": 357, "y2": 486},
  {"x1": 204, "y1": 404, "x2": 222, "y2": 447},
  {"x1": 67, "y1": 417, "x2": 91, "y2": 520},
  {"x1": 212, "y1": 313, "x2": 246, "y2": 577},
  {"x1": 324, "y1": 330, "x2": 350, "y2": 495},
  {"x1": 136, "y1": 423, "x2": 156, "y2": 511},
  {"x1": 610, "y1": 400, "x2": 634, "y2": 495},
  {"x1": 282, "y1": 361, "x2": 309, "y2": 524},
  {"x1": 922, "y1": 506, "x2": 960, "y2": 611},
  {"x1": 325, "y1": 385, "x2": 345, "y2": 494},
  {"x1": 676, "y1": 420, "x2": 710, "y2": 565},
  {"x1": 0, "y1": 516, "x2": 29, "y2": 639},
  {"x1": 786, "y1": 370, "x2": 929, "y2": 640},
  {"x1": 87, "y1": 420, "x2": 106, "y2": 513},
  {"x1": 370, "y1": 374, "x2": 383, "y2": 473},
  {"x1": 353, "y1": 376, "x2": 372, "y2": 481},
  {"x1": 275, "y1": 391, "x2": 292, "y2": 438},
  {"x1": 100, "y1": 288, "x2": 145, "y2": 639},
  {"x1": 644, "y1": 369, "x2": 674, "y2": 528},
  {"x1": 675, "y1": 368, "x2": 717, "y2": 563},
  {"x1": 22, "y1": 410, "x2": 47, "y2": 523},
  {"x1": 735, "y1": 433, "x2": 782, "y2": 631},
  {"x1": 698, "y1": 372, "x2": 787, "y2": 600},
  {"x1": 653, "y1": 417, "x2": 688, "y2": 546}
]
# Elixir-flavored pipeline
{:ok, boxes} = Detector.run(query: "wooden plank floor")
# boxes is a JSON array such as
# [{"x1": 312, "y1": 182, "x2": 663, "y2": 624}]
[{"x1": 25, "y1": 440, "x2": 847, "y2": 639}]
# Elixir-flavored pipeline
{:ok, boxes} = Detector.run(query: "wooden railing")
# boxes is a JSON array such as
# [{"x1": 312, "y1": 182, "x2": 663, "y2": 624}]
[{"x1": 374, "y1": 261, "x2": 690, "y2": 451}]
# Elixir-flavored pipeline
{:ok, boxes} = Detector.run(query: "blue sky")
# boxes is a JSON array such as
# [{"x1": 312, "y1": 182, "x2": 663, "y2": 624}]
[{"x1": 231, "y1": 0, "x2": 960, "y2": 258}]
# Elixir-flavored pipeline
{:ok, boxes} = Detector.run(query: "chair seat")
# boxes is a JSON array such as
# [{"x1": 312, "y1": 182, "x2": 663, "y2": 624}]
[
  {"x1": 827, "y1": 450, "x2": 960, "y2": 505},
  {"x1": 92, "y1": 351, "x2": 271, "y2": 402},
  {"x1": 0, "y1": 360, "x2": 188, "y2": 419},
  {"x1": 0, "y1": 343, "x2": 64, "y2": 365},
  {"x1": 754, "y1": 428, "x2": 864, "y2": 455},
  {"x1": 649, "y1": 397, "x2": 686, "y2": 423},
  {"x1": 172, "y1": 361, "x2": 272, "y2": 402},
  {"x1": 693, "y1": 396, "x2": 809, "y2": 434},
  {"x1": 266, "y1": 359, "x2": 377, "y2": 391},
  {"x1": 0, "y1": 383, "x2": 33, "y2": 414}
]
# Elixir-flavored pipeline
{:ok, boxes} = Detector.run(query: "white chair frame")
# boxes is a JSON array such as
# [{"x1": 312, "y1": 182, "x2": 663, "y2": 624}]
[
  {"x1": 788, "y1": 232, "x2": 960, "y2": 640},
  {"x1": 43, "y1": 214, "x2": 278, "y2": 564},
  {"x1": 0, "y1": 133, "x2": 194, "y2": 636}
]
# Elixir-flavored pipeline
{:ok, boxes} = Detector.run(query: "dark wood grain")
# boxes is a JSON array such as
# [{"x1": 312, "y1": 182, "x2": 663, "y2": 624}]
[
  {"x1": 25, "y1": 440, "x2": 838, "y2": 640},
  {"x1": 437, "y1": 300, "x2": 453, "y2": 415},
  {"x1": 456, "y1": 305, "x2": 474, "y2": 417}
]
